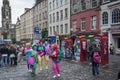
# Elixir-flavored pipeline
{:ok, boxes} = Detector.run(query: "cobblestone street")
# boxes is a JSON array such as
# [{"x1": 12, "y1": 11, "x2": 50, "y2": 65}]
[{"x1": 0, "y1": 55, "x2": 120, "y2": 80}]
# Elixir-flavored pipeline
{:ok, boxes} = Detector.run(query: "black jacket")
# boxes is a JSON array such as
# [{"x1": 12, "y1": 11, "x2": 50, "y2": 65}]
[{"x1": 1, "y1": 47, "x2": 9, "y2": 56}]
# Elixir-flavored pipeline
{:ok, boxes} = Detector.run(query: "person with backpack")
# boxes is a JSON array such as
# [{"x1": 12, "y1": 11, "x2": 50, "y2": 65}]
[
  {"x1": 51, "y1": 43, "x2": 62, "y2": 78},
  {"x1": 91, "y1": 44, "x2": 101, "y2": 76}
]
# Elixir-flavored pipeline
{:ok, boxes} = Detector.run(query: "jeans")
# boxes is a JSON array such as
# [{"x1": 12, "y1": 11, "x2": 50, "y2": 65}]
[
  {"x1": 92, "y1": 62, "x2": 99, "y2": 75},
  {"x1": 1, "y1": 56, "x2": 8, "y2": 66}
]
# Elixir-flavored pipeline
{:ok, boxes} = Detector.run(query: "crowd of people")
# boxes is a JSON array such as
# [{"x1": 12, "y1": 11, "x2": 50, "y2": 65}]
[
  {"x1": 24, "y1": 41, "x2": 62, "y2": 78},
  {"x1": 0, "y1": 40, "x2": 119, "y2": 79},
  {"x1": 0, "y1": 43, "x2": 27, "y2": 67}
]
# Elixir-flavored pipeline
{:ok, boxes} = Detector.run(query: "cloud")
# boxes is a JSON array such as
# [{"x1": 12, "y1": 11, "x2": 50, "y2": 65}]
[{"x1": 0, "y1": 0, "x2": 35, "y2": 27}]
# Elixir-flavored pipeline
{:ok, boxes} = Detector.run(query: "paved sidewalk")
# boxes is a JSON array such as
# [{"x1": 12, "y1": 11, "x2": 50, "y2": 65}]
[{"x1": 0, "y1": 55, "x2": 119, "y2": 80}]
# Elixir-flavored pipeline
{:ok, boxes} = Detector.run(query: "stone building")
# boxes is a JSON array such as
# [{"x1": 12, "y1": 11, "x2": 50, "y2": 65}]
[
  {"x1": 20, "y1": 8, "x2": 34, "y2": 42},
  {"x1": 16, "y1": 0, "x2": 48, "y2": 42},
  {"x1": 16, "y1": 18, "x2": 21, "y2": 42},
  {"x1": 70, "y1": 0, "x2": 101, "y2": 43},
  {"x1": 1, "y1": 0, "x2": 11, "y2": 39},
  {"x1": 100, "y1": 0, "x2": 120, "y2": 51},
  {"x1": 48, "y1": 0, "x2": 71, "y2": 43},
  {"x1": 33, "y1": 0, "x2": 48, "y2": 40}
]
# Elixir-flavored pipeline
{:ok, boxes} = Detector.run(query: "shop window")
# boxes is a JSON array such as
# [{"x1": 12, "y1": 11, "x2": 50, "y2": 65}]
[
  {"x1": 112, "y1": 8, "x2": 120, "y2": 24},
  {"x1": 102, "y1": 12, "x2": 108, "y2": 24}
]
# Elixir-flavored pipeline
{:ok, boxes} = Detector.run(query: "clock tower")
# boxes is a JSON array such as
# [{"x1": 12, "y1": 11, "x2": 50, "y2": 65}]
[{"x1": 1, "y1": 0, "x2": 11, "y2": 39}]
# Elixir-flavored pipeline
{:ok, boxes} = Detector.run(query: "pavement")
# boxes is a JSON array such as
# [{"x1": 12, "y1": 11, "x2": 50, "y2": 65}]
[{"x1": 0, "y1": 54, "x2": 120, "y2": 80}]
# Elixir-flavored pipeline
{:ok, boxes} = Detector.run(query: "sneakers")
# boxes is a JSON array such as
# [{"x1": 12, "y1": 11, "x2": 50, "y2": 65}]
[
  {"x1": 53, "y1": 74, "x2": 61, "y2": 78},
  {"x1": 28, "y1": 69, "x2": 32, "y2": 72},
  {"x1": 57, "y1": 74, "x2": 60, "y2": 77},
  {"x1": 53, "y1": 75, "x2": 56, "y2": 78}
]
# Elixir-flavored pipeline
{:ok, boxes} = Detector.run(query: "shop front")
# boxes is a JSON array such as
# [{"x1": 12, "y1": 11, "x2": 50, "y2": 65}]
[{"x1": 110, "y1": 27, "x2": 120, "y2": 55}]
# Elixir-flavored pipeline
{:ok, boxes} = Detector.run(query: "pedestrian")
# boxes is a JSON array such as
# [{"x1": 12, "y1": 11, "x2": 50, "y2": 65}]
[
  {"x1": 10, "y1": 45, "x2": 17, "y2": 66},
  {"x1": 0, "y1": 45, "x2": 2, "y2": 67},
  {"x1": 44, "y1": 41, "x2": 51, "y2": 70},
  {"x1": 29, "y1": 44, "x2": 38, "y2": 77},
  {"x1": 37, "y1": 41, "x2": 45, "y2": 72},
  {"x1": 110, "y1": 43, "x2": 115, "y2": 55},
  {"x1": 1, "y1": 45, "x2": 9, "y2": 67},
  {"x1": 91, "y1": 44, "x2": 101, "y2": 76},
  {"x1": 25, "y1": 43, "x2": 33, "y2": 72},
  {"x1": 51, "y1": 43, "x2": 61, "y2": 78},
  {"x1": 118, "y1": 71, "x2": 120, "y2": 80}
]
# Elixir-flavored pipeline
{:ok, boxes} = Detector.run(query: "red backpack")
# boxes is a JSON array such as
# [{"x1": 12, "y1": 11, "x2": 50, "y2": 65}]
[{"x1": 93, "y1": 52, "x2": 101, "y2": 63}]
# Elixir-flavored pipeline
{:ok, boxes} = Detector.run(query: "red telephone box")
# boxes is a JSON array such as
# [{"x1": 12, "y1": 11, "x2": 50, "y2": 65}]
[
  {"x1": 61, "y1": 38, "x2": 73, "y2": 58},
  {"x1": 94, "y1": 34, "x2": 108, "y2": 65},
  {"x1": 74, "y1": 36, "x2": 87, "y2": 62}
]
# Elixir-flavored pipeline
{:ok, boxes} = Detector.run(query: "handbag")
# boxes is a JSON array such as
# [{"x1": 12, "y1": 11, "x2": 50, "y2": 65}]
[{"x1": 10, "y1": 53, "x2": 15, "y2": 58}]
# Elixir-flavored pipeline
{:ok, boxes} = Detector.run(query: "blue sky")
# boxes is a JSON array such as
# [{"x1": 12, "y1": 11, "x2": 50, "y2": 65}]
[{"x1": 0, "y1": 0, "x2": 35, "y2": 27}]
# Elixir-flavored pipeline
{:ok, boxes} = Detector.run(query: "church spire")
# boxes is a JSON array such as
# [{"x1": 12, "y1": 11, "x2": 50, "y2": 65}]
[{"x1": 3, "y1": 0, "x2": 9, "y2": 6}]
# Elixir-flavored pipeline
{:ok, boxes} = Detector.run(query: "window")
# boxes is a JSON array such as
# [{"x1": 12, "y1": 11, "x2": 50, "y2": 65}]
[
  {"x1": 50, "y1": 27, "x2": 52, "y2": 35},
  {"x1": 61, "y1": 25, "x2": 63, "y2": 33},
  {"x1": 73, "y1": 3, "x2": 78, "y2": 12},
  {"x1": 53, "y1": 26, "x2": 55, "y2": 33},
  {"x1": 45, "y1": 0, "x2": 47, "y2": 6},
  {"x1": 81, "y1": 0, "x2": 86, "y2": 10},
  {"x1": 56, "y1": 12, "x2": 59, "y2": 21},
  {"x1": 102, "y1": 12, "x2": 108, "y2": 24},
  {"x1": 72, "y1": 21, "x2": 77, "y2": 32},
  {"x1": 45, "y1": 22, "x2": 47, "y2": 27},
  {"x1": 53, "y1": 0, "x2": 55, "y2": 9},
  {"x1": 43, "y1": 12, "x2": 44, "y2": 19},
  {"x1": 81, "y1": 18, "x2": 86, "y2": 30},
  {"x1": 53, "y1": 13, "x2": 55, "y2": 22},
  {"x1": 91, "y1": 0, "x2": 97, "y2": 7},
  {"x1": 65, "y1": 8, "x2": 68, "y2": 19},
  {"x1": 112, "y1": 8, "x2": 120, "y2": 24},
  {"x1": 49, "y1": 2, "x2": 52, "y2": 10},
  {"x1": 65, "y1": 0, "x2": 67, "y2": 4},
  {"x1": 60, "y1": 10, "x2": 63, "y2": 20},
  {"x1": 45, "y1": 11, "x2": 47, "y2": 19},
  {"x1": 56, "y1": 0, "x2": 58, "y2": 7},
  {"x1": 56, "y1": 25, "x2": 59, "y2": 34},
  {"x1": 43, "y1": 22, "x2": 44, "y2": 27},
  {"x1": 49, "y1": 14, "x2": 52, "y2": 23},
  {"x1": 91, "y1": 16, "x2": 96, "y2": 30},
  {"x1": 39, "y1": 14, "x2": 41, "y2": 21},
  {"x1": 65, "y1": 24, "x2": 68, "y2": 33},
  {"x1": 60, "y1": 0, "x2": 63, "y2": 6}
]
